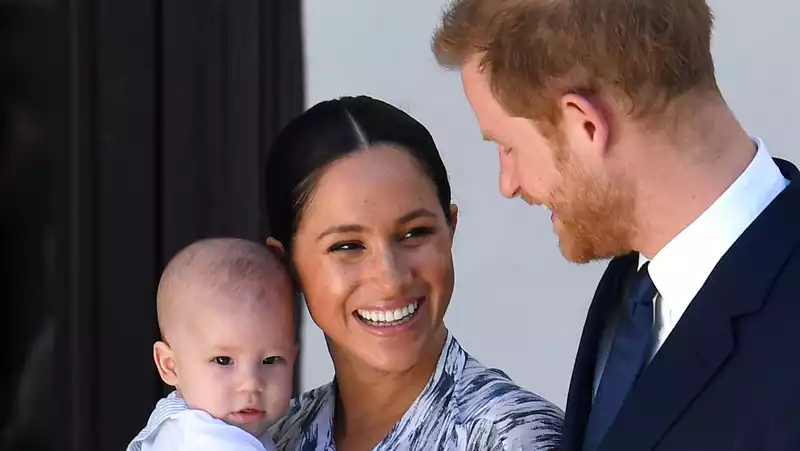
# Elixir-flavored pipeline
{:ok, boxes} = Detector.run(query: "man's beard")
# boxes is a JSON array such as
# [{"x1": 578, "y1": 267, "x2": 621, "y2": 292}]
[{"x1": 549, "y1": 157, "x2": 636, "y2": 264}]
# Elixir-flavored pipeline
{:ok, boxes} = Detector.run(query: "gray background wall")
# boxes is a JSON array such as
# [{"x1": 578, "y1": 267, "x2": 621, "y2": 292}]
[{"x1": 298, "y1": 0, "x2": 800, "y2": 408}]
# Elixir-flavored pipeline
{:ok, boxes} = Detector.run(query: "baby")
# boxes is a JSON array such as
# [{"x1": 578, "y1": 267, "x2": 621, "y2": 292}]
[{"x1": 126, "y1": 238, "x2": 296, "y2": 451}]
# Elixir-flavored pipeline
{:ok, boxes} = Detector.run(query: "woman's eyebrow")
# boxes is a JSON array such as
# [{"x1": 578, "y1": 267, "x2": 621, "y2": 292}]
[
  {"x1": 396, "y1": 208, "x2": 437, "y2": 224},
  {"x1": 315, "y1": 209, "x2": 437, "y2": 241},
  {"x1": 317, "y1": 224, "x2": 366, "y2": 241}
]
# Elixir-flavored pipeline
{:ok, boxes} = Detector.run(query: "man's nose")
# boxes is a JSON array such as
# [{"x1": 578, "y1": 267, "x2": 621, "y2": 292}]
[{"x1": 498, "y1": 151, "x2": 520, "y2": 199}]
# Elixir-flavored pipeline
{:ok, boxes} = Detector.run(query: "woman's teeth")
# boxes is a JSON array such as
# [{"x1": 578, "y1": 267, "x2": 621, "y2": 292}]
[{"x1": 357, "y1": 300, "x2": 418, "y2": 326}]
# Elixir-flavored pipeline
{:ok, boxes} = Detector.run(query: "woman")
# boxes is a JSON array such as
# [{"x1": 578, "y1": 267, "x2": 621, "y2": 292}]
[{"x1": 263, "y1": 96, "x2": 563, "y2": 450}]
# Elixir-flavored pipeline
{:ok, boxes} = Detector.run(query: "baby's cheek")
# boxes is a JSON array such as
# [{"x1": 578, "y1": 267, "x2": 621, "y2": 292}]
[
  {"x1": 193, "y1": 372, "x2": 236, "y2": 418},
  {"x1": 200, "y1": 394, "x2": 229, "y2": 419},
  {"x1": 265, "y1": 371, "x2": 294, "y2": 421}
]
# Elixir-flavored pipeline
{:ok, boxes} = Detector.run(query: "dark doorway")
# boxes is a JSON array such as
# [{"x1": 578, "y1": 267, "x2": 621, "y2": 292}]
[{"x1": 0, "y1": 1, "x2": 304, "y2": 449}]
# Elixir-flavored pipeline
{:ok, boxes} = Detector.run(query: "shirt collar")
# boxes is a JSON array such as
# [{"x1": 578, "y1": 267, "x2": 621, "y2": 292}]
[
  {"x1": 639, "y1": 137, "x2": 789, "y2": 310},
  {"x1": 127, "y1": 391, "x2": 188, "y2": 450}
]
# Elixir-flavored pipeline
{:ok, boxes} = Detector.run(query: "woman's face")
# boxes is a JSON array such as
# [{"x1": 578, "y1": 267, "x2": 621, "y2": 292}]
[{"x1": 291, "y1": 145, "x2": 456, "y2": 373}]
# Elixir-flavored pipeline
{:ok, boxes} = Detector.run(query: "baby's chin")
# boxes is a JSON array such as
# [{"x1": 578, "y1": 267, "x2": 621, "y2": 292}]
[
  {"x1": 227, "y1": 418, "x2": 271, "y2": 438},
  {"x1": 178, "y1": 397, "x2": 268, "y2": 437}
]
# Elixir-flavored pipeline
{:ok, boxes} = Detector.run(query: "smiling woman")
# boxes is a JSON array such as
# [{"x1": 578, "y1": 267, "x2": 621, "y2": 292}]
[{"x1": 262, "y1": 96, "x2": 563, "y2": 451}]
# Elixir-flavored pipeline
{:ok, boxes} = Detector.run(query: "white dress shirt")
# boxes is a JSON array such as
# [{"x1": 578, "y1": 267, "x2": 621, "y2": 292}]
[
  {"x1": 593, "y1": 137, "x2": 790, "y2": 396},
  {"x1": 126, "y1": 391, "x2": 277, "y2": 451}
]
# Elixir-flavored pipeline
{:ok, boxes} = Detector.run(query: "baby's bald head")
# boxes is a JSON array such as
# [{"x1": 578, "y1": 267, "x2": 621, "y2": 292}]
[
  {"x1": 156, "y1": 237, "x2": 293, "y2": 345},
  {"x1": 153, "y1": 238, "x2": 296, "y2": 434}
]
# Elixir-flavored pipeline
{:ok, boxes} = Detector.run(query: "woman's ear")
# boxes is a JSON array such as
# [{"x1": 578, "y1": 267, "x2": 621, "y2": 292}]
[
  {"x1": 153, "y1": 341, "x2": 179, "y2": 386},
  {"x1": 265, "y1": 237, "x2": 286, "y2": 257},
  {"x1": 449, "y1": 204, "x2": 459, "y2": 239}
]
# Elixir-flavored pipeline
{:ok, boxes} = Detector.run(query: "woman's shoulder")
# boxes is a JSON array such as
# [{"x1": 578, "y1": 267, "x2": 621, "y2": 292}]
[
  {"x1": 453, "y1": 352, "x2": 564, "y2": 449},
  {"x1": 267, "y1": 382, "x2": 335, "y2": 446},
  {"x1": 456, "y1": 356, "x2": 564, "y2": 417}
]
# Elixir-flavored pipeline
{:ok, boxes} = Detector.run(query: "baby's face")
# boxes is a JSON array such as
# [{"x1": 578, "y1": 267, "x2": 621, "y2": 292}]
[{"x1": 171, "y1": 293, "x2": 295, "y2": 437}]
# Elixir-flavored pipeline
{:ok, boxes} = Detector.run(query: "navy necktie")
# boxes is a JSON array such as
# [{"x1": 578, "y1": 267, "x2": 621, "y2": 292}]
[{"x1": 583, "y1": 262, "x2": 658, "y2": 451}]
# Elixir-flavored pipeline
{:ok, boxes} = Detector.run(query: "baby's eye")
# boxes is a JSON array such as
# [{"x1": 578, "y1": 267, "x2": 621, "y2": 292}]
[
  {"x1": 263, "y1": 356, "x2": 282, "y2": 365},
  {"x1": 213, "y1": 356, "x2": 233, "y2": 366}
]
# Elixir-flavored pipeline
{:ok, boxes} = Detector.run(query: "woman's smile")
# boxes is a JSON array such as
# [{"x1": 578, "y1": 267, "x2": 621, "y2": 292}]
[{"x1": 353, "y1": 297, "x2": 426, "y2": 335}]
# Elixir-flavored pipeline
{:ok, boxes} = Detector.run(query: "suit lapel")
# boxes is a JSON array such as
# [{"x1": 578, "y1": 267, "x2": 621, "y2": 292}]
[
  {"x1": 599, "y1": 158, "x2": 800, "y2": 451},
  {"x1": 561, "y1": 252, "x2": 638, "y2": 451},
  {"x1": 598, "y1": 280, "x2": 735, "y2": 451}
]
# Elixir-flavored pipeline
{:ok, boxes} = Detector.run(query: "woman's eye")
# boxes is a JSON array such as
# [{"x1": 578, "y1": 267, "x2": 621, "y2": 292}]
[
  {"x1": 263, "y1": 356, "x2": 282, "y2": 365},
  {"x1": 213, "y1": 356, "x2": 233, "y2": 366},
  {"x1": 328, "y1": 241, "x2": 364, "y2": 253},
  {"x1": 403, "y1": 226, "x2": 435, "y2": 240}
]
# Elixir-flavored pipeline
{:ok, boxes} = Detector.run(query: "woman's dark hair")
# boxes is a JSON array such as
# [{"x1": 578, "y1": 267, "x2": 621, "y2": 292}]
[{"x1": 262, "y1": 95, "x2": 453, "y2": 254}]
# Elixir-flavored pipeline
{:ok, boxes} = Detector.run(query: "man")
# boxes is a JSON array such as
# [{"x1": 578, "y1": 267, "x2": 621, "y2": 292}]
[{"x1": 432, "y1": 1, "x2": 800, "y2": 450}]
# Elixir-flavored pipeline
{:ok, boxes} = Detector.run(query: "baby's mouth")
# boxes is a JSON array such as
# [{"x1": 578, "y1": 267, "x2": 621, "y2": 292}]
[{"x1": 230, "y1": 408, "x2": 266, "y2": 423}]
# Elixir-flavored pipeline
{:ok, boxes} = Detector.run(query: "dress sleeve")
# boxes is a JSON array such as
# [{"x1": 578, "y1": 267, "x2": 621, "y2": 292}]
[{"x1": 462, "y1": 391, "x2": 564, "y2": 451}]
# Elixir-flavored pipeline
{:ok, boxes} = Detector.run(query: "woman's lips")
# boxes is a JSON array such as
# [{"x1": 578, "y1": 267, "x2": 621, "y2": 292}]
[{"x1": 353, "y1": 297, "x2": 426, "y2": 335}]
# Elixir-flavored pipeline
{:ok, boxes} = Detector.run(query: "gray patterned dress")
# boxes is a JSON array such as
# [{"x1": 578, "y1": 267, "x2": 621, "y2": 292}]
[{"x1": 267, "y1": 331, "x2": 563, "y2": 450}]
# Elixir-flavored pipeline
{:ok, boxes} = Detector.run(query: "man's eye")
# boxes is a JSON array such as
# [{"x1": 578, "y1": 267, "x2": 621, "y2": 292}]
[
  {"x1": 263, "y1": 356, "x2": 282, "y2": 365},
  {"x1": 213, "y1": 356, "x2": 233, "y2": 366}
]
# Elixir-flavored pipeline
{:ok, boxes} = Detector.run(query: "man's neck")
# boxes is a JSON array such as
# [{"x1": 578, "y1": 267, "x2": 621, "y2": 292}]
[
  {"x1": 330, "y1": 329, "x2": 446, "y2": 447},
  {"x1": 631, "y1": 106, "x2": 757, "y2": 259}
]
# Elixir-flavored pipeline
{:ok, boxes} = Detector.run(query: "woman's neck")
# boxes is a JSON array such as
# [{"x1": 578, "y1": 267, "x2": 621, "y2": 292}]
[{"x1": 330, "y1": 328, "x2": 447, "y2": 450}]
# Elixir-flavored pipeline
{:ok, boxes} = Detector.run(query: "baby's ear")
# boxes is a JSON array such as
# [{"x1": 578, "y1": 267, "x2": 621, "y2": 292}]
[
  {"x1": 265, "y1": 237, "x2": 286, "y2": 257},
  {"x1": 153, "y1": 341, "x2": 179, "y2": 386}
]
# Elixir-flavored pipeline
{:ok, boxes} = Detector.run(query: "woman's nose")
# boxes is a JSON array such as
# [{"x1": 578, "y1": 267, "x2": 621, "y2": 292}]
[{"x1": 369, "y1": 246, "x2": 412, "y2": 297}]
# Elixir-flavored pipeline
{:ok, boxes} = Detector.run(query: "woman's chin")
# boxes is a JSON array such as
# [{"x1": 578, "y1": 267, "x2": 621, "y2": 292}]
[
  {"x1": 359, "y1": 349, "x2": 425, "y2": 374},
  {"x1": 333, "y1": 301, "x2": 448, "y2": 374},
  {"x1": 359, "y1": 332, "x2": 427, "y2": 370},
  {"x1": 353, "y1": 330, "x2": 447, "y2": 374}
]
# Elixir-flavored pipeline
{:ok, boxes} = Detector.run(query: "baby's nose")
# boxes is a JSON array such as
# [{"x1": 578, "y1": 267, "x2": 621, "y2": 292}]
[{"x1": 238, "y1": 367, "x2": 264, "y2": 392}]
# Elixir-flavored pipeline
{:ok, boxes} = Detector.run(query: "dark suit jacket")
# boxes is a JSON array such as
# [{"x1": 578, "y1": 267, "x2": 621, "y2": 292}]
[{"x1": 561, "y1": 158, "x2": 800, "y2": 451}]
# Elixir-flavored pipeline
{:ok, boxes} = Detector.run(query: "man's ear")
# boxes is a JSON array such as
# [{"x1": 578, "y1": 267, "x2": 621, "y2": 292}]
[
  {"x1": 153, "y1": 341, "x2": 179, "y2": 386},
  {"x1": 559, "y1": 92, "x2": 610, "y2": 158},
  {"x1": 265, "y1": 237, "x2": 286, "y2": 257}
]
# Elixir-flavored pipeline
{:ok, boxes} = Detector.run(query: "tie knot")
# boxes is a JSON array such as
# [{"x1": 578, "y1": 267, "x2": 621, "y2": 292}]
[{"x1": 628, "y1": 262, "x2": 657, "y2": 309}]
